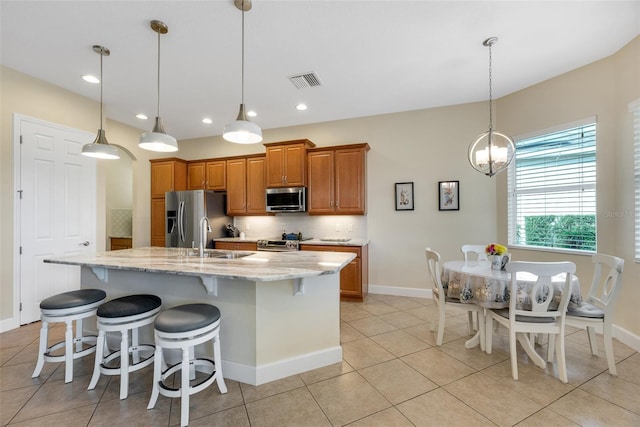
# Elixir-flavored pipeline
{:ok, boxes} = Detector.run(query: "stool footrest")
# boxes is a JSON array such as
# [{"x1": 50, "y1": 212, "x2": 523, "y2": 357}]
[
  {"x1": 157, "y1": 358, "x2": 217, "y2": 398},
  {"x1": 99, "y1": 344, "x2": 156, "y2": 375},
  {"x1": 43, "y1": 336, "x2": 98, "y2": 363}
]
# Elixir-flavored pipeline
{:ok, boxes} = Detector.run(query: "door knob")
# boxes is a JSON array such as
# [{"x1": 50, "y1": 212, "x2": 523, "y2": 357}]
[{"x1": 79, "y1": 241, "x2": 90, "y2": 246}]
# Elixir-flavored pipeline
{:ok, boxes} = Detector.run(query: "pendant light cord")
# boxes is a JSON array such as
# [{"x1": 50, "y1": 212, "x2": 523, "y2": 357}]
[
  {"x1": 99, "y1": 49, "x2": 104, "y2": 130},
  {"x1": 156, "y1": 29, "x2": 161, "y2": 117},
  {"x1": 488, "y1": 41, "x2": 493, "y2": 131},
  {"x1": 241, "y1": 0, "x2": 245, "y2": 106}
]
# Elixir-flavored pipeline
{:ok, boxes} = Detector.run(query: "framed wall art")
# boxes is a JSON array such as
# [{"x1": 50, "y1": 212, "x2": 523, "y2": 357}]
[
  {"x1": 395, "y1": 182, "x2": 414, "y2": 211},
  {"x1": 438, "y1": 180, "x2": 459, "y2": 211}
]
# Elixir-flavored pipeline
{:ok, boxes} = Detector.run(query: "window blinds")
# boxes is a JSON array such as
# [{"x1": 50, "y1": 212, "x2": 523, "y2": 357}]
[
  {"x1": 508, "y1": 121, "x2": 596, "y2": 252},
  {"x1": 631, "y1": 99, "x2": 640, "y2": 261}
]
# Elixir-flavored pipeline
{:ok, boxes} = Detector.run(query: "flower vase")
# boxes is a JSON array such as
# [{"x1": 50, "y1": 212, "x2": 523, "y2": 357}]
[{"x1": 491, "y1": 255, "x2": 502, "y2": 271}]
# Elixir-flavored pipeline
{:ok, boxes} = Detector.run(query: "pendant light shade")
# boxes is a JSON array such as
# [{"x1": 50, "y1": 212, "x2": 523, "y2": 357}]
[
  {"x1": 82, "y1": 45, "x2": 120, "y2": 160},
  {"x1": 139, "y1": 20, "x2": 178, "y2": 152},
  {"x1": 468, "y1": 37, "x2": 514, "y2": 177},
  {"x1": 223, "y1": 0, "x2": 262, "y2": 144}
]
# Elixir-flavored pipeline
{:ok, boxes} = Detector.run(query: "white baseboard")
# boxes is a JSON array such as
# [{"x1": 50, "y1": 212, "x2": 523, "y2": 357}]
[
  {"x1": 369, "y1": 284, "x2": 432, "y2": 299},
  {"x1": 222, "y1": 346, "x2": 343, "y2": 386},
  {"x1": 0, "y1": 316, "x2": 19, "y2": 333},
  {"x1": 368, "y1": 285, "x2": 640, "y2": 353},
  {"x1": 613, "y1": 325, "x2": 640, "y2": 352}
]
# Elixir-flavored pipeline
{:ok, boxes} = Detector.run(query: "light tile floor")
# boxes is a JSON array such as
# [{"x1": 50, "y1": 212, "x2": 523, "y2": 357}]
[{"x1": 1, "y1": 294, "x2": 638, "y2": 426}]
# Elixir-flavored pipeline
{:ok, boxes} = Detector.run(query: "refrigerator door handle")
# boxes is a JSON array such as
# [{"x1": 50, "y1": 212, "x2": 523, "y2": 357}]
[{"x1": 178, "y1": 201, "x2": 186, "y2": 242}]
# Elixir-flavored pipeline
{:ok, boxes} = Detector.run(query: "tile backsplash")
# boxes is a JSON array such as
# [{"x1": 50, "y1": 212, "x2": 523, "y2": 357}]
[
  {"x1": 111, "y1": 209, "x2": 132, "y2": 237},
  {"x1": 233, "y1": 214, "x2": 367, "y2": 240}
]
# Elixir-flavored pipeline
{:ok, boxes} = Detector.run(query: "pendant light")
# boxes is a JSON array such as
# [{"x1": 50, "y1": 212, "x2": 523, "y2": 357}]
[
  {"x1": 139, "y1": 20, "x2": 178, "y2": 152},
  {"x1": 82, "y1": 45, "x2": 120, "y2": 160},
  {"x1": 223, "y1": 0, "x2": 262, "y2": 144},
  {"x1": 468, "y1": 37, "x2": 515, "y2": 177}
]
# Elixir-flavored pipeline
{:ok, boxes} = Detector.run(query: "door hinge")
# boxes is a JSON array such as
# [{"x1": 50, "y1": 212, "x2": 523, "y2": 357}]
[
  {"x1": 20, "y1": 135, "x2": 23, "y2": 144},
  {"x1": 19, "y1": 302, "x2": 22, "y2": 311},
  {"x1": 17, "y1": 190, "x2": 23, "y2": 199},
  {"x1": 19, "y1": 246, "x2": 22, "y2": 255}
]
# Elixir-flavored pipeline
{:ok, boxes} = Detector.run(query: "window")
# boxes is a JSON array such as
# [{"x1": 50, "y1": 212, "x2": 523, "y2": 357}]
[
  {"x1": 632, "y1": 99, "x2": 640, "y2": 260},
  {"x1": 508, "y1": 119, "x2": 597, "y2": 252}
]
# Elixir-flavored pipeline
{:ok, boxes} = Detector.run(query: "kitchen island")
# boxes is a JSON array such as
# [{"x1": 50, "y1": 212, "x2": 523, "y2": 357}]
[{"x1": 44, "y1": 247, "x2": 355, "y2": 385}]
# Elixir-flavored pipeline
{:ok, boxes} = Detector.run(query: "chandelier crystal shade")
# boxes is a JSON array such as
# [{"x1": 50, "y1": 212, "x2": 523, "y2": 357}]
[
  {"x1": 468, "y1": 37, "x2": 515, "y2": 177},
  {"x1": 223, "y1": 0, "x2": 263, "y2": 144},
  {"x1": 82, "y1": 45, "x2": 120, "y2": 160},
  {"x1": 139, "y1": 20, "x2": 178, "y2": 152}
]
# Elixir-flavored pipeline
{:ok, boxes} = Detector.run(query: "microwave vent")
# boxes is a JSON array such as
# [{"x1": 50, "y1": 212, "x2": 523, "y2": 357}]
[{"x1": 288, "y1": 72, "x2": 321, "y2": 89}]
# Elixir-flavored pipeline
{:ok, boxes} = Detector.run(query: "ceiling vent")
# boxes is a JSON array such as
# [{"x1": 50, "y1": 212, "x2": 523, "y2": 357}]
[{"x1": 288, "y1": 72, "x2": 321, "y2": 89}]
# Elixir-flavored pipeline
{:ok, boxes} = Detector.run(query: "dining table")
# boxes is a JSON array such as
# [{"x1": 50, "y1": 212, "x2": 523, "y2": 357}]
[{"x1": 440, "y1": 260, "x2": 583, "y2": 363}]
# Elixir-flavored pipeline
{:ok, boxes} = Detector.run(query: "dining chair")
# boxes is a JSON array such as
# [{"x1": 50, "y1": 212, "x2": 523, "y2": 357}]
[
  {"x1": 461, "y1": 245, "x2": 488, "y2": 262},
  {"x1": 426, "y1": 248, "x2": 483, "y2": 346},
  {"x1": 565, "y1": 253, "x2": 624, "y2": 375},
  {"x1": 485, "y1": 261, "x2": 576, "y2": 383}
]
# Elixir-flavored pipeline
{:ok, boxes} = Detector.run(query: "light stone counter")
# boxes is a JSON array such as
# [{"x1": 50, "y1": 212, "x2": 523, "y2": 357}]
[{"x1": 44, "y1": 247, "x2": 353, "y2": 386}]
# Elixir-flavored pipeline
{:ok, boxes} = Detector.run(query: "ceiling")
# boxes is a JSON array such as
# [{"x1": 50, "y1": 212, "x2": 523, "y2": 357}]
[{"x1": 2, "y1": 1, "x2": 639, "y2": 141}]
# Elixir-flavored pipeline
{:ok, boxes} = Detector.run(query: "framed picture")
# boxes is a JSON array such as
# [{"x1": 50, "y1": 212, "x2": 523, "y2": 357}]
[
  {"x1": 395, "y1": 182, "x2": 414, "y2": 211},
  {"x1": 438, "y1": 181, "x2": 459, "y2": 211}
]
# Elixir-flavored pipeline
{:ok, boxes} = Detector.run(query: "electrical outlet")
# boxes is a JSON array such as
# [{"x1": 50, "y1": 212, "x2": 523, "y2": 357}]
[
  {"x1": 335, "y1": 223, "x2": 341, "y2": 232},
  {"x1": 246, "y1": 223, "x2": 251, "y2": 231},
  {"x1": 347, "y1": 224, "x2": 353, "y2": 232}
]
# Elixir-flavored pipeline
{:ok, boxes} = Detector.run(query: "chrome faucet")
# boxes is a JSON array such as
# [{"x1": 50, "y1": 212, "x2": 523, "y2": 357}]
[{"x1": 199, "y1": 216, "x2": 211, "y2": 258}]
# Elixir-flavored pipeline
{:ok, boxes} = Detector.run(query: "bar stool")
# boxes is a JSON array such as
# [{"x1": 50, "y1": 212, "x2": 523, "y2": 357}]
[
  {"x1": 88, "y1": 294, "x2": 162, "y2": 399},
  {"x1": 32, "y1": 289, "x2": 107, "y2": 383},
  {"x1": 147, "y1": 303, "x2": 227, "y2": 427}
]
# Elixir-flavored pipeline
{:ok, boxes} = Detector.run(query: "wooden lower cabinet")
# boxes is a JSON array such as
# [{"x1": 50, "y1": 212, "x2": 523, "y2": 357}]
[
  {"x1": 151, "y1": 198, "x2": 166, "y2": 247},
  {"x1": 110, "y1": 237, "x2": 132, "y2": 251},
  {"x1": 300, "y1": 244, "x2": 368, "y2": 301},
  {"x1": 215, "y1": 241, "x2": 257, "y2": 251}
]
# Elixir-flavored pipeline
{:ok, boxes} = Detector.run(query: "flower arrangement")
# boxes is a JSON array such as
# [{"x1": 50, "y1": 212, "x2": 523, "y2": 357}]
[{"x1": 485, "y1": 243, "x2": 507, "y2": 256}]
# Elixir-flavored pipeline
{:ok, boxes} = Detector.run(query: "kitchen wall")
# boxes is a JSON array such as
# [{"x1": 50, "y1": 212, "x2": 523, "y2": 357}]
[{"x1": 1, "y1": 35, "x2": 638, "y2": 344}]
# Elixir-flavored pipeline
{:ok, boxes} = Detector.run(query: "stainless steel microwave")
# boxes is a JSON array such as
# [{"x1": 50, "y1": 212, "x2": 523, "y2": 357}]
[{"x1": 265, "y1": 187, "x2": 306, "y2": 213}]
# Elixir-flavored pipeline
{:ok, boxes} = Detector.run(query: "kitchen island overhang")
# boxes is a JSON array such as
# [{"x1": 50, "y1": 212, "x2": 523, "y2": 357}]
[{"x1": 44, "y1": 247, "x2": 355, "y2": 386}]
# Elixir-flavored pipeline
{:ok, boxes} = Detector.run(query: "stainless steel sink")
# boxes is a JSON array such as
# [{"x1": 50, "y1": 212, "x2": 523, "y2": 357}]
[{"x1": 183, "y1": 249, "x2": 252, "y2": 259}]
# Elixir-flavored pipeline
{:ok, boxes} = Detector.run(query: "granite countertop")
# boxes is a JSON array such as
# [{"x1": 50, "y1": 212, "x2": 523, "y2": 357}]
[
  {"x1": 214, "y1": 237, "x2": 369, "y2": 247},
  {"x1": 44, "y1": 246, "x2": 355, "y2": 282}
]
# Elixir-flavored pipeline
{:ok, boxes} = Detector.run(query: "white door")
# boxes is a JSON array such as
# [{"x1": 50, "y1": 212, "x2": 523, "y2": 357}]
[{"x1": 16, "y1": 115, "x2": 96, "y2": 324}]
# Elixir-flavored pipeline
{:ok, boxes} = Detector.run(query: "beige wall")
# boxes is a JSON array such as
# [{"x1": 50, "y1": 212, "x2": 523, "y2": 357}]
[
  {"x1": 2, "y1": 35, "x2": 638, "y2": 339},
  {"x1": 496, "y1": 36, "x2": 640, "y2": 337}
]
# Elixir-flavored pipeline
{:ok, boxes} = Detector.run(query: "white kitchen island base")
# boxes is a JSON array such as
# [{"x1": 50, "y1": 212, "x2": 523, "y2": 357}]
[{"x1": 79, "y1": 264, "x2": 342, "y2": 386}]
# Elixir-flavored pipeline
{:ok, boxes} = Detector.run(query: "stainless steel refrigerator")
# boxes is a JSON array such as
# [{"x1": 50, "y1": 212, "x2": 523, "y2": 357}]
[{"x1": 165, "y1": 190, "x2": 230, "y2": 249}]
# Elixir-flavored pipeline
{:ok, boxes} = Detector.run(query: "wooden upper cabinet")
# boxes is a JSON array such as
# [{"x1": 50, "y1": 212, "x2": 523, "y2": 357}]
[
  {"x1": 307, "y1": 150, "x2": 335, "y2": 214},
  {"x1": 187, "y1": 160, "x2": 226, "y2": 190},
  {"x1": 307, "y1": 143, "x2": 369, "y2": 215},
  {"x1": 226, "y1": 158, "x2": 247, "y2": 215},
  {"x1": 264, "y1": 139, "x2": 315, "y2": 187},
  {"x1": 205, "y1": 160, "x2": 226, "y2": 190},
  {"x1": 150, "y1": 159, "x2": 187, "y2": 198},
  {"x1": 187, "y1": 162, "x2": 206, "y2": 189},
  {"x1": 246, "y1": 156, "x2": 266, "y2": 214}
]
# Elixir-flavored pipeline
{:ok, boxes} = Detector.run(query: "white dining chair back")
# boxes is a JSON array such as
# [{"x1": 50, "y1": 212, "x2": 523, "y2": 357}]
[
  {"x1": 485, "y1": 261, "x2": 576, "y2": 383},
  {"x1": 426, "y1": 248, "x2": 482, "y2": 347},
  {"x1": 566, "y1": 253, "x2": 624, "y2": 375},
  {"x1": 461, "y1": 245, "x2": 488, "y2": 262}
]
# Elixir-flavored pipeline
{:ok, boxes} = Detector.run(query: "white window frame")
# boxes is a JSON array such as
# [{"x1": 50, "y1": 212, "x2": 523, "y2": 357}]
[
  {"x1": 631, "y1": 98, "x2": 640, "y2": 261},
  {"x1": 507, "y1": 117, "x2": 597, "y2": 254}
]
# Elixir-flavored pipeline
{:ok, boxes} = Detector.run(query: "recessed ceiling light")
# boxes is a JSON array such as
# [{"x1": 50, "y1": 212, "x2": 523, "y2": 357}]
[
  {"x1": 82, "y1": 75, "x2": 99, "y2": 84},
  {"x1": 202, "y1": 118, "x2": 213, "y2": 124},
  {"x1": 296, "y1": 103, "x2": 308, "y2": 111},
  {"x1": 136, "y1": 114, "x2": 148, "y2": 120},
  {"x1": 247, "y1": 110, "x2": 257, "y2": 117}
]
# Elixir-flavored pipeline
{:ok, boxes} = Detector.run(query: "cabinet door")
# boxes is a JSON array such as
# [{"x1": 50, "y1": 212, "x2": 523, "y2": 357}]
[
  {"x1": 307, "y1": 150, "x2": 335, "y2": 214},
  {"x1": 151, "y1": 198, "x2": 166, "y2": 247},
  {"x1": 339, "y1": 258, "x2": 362, "y2": 299},
  {"x1": 246, "y1": 157, "x2": 266, "y2": 214},
  {"x1": 283, "y1": 143, "x2": 306, "y2": 186},
  {"x1": 206, "y1": 160, "x2": 226, "y2": 190},
  {"x1": 335, "y1": 147, "x2": 366, "y2": 214},
  {"x1": 151, "y1": 160, "x2": 187, "y2": 198},
  {"x1": 187, "y1": 162, "x2": 206, "y2": 189},
  {"x1": 265, "y1": 145, "x2": 285, "y2": 187},
  {"x1": 226, "y1": 158, "x2": 246, "y2": 215}
]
